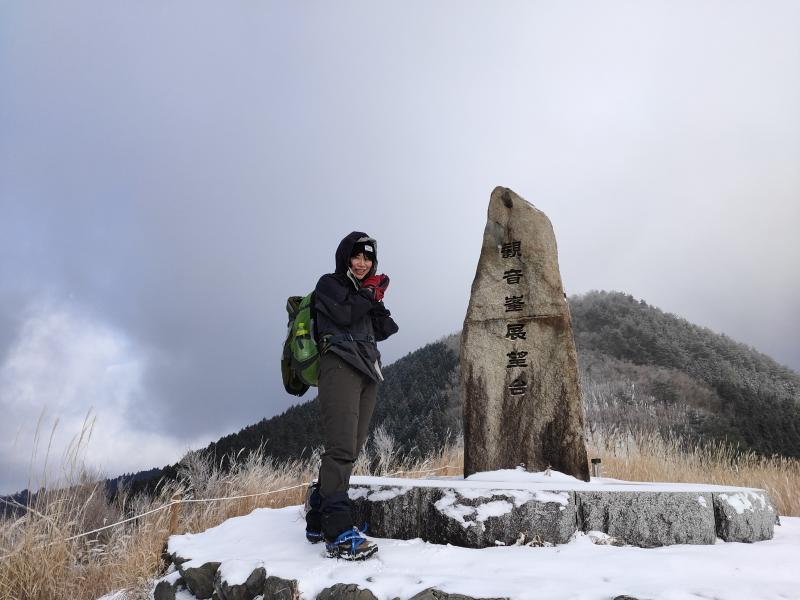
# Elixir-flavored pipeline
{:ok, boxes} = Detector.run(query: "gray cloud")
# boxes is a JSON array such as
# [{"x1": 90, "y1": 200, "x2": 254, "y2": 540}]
[{"x1": 1, "y1": 1, "x2": 798, "y2": 493}]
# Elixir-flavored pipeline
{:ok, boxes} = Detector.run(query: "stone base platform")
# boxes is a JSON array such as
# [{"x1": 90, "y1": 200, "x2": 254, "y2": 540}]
[
  {"x1": 155, "y1": 472, "x2": 793, "y2": 600},
  {"x1": 348, "y1": 470, "x2": 778, "y2": 548}
]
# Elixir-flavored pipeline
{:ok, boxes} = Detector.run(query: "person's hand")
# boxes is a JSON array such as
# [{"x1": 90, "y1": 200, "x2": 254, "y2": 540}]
[{"x1": 361, "y1": 274, "x2": 390, "y2": 302}]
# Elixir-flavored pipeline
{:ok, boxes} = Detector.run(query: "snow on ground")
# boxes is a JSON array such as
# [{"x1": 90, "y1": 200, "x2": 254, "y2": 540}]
[
  {"x1": 350, "y1": 467, "x2": 771, "y2": 494},
  {"x1": 167, "y1": 505, "x2": 800, "y2": 600}
]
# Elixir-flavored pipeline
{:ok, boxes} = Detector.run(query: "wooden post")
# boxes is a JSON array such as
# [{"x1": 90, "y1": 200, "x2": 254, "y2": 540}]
[{"x1": 168, "y1": 494, "x2": 182, "y2": 536}]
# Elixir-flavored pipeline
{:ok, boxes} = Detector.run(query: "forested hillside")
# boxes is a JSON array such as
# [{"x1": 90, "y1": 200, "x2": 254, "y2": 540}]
[
  {"x1": 118, "y1": 291, "x2": 800, "y2": 497},
  {"x1": 573, "y1": 291, "x2": 800, "y2": 455}
]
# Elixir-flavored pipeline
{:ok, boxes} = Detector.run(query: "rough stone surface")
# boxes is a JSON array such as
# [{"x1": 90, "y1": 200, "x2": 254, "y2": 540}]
[
  {"x1": 175, "y1": 559, "x2": 220, "y2": 600},
  {"x1": 461, "y1": 186, "x2": 589, "y2": 480},
  {"x1": 576, "y1": 492, "x2": 716, "y2": 547},
  {"x1": 316, "y1": 583, "x2": 378, "y2": 600},
  {"x1": 153, "y1": 572, "x2": 183, "y2": 600},
  {"x1": 427, "y1": 487, "x2": 575, "y2": 547},
  {"x1": 350, "y1": 483, "x2": 576, "y2": 548},
  {"x1": 176, "y1": 560, "x2": 220, "y2": 599},
  {"x1": 214, "y1": 566, "x2": 266, "y2": 600},
  {"x1": 153, "y1": 581, "x2": 175, "y2": 600},
  {"x1": 713, "y1": 491, "x2": 778, "y2": 542},
  {"x1": 352, "y1": 480, "x2": 775, "y2": 548},
  {"x1": 350, "y1": 484, "x2": 426, "y2": 540},
  {"x1": 264, "y1": 575, "x2": 300, "y2": 600},
  {"x1": 408, "y1": 588, "x2": 508, "y2": 600}
]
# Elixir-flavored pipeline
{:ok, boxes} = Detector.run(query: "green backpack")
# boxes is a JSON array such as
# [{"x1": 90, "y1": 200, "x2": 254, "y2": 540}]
[{"x1": 281, "y1": 292, "x2": 319, "y2": 397}]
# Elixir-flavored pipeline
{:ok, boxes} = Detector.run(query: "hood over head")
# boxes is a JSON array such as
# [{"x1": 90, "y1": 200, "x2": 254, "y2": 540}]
[{"x1": 335, "y1": 231, "x2": 378, "y2": 277}]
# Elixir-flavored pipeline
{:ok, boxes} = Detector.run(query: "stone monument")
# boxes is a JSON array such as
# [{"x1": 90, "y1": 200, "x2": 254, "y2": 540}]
[{"x1": 461, "y1": 186, "x2": 590, "y2": 480}]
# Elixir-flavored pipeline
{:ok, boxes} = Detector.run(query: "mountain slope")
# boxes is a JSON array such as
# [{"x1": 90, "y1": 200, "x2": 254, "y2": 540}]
[
  {"x1": 572, "y1": 291, "x2": 800, "y2": 454},
  {"x1": 117, "y1": 291, "x2": 800, "y2": 497}
]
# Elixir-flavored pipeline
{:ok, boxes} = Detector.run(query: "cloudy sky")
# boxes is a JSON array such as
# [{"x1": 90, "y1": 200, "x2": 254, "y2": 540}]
[{"x1": 1, "y1": 1, "x2": 798, "y2": 494}]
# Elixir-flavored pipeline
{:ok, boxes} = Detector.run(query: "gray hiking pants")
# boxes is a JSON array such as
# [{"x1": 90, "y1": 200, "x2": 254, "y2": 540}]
[{"x1": 318, "y1": 352, "x2": 378, "y2": 500}]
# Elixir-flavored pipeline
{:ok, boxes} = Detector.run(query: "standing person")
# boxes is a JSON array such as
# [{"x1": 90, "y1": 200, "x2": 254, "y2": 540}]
[{"x1": 305, "y1": 231, "x2": 398, "y2": 560}]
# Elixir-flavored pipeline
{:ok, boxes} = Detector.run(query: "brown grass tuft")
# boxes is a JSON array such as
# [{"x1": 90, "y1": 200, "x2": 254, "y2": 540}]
[
  {"x1": 587, "y1": 430, "x2": 800, "y2": 516},
  {"x1": 1, "y1": 427, "x2": 797, "y2": 600},
  {"x1": 0, "y1": 433, "x2": 463, "y2": 600}
]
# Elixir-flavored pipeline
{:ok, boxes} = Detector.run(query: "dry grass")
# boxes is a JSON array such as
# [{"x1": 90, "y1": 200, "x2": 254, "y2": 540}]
[
  {"x1": 0, "y1": 465, "x2": 174, "y2": 600},
  {"x1": 2, "y1": 426, "x2": 797, "y2": 600},
  {"x1": 587, "y1": 430, "x2": 800, "y2": 517},
  {"x1": 0, "y1": 432, "x2": 463, "y2": 600}
]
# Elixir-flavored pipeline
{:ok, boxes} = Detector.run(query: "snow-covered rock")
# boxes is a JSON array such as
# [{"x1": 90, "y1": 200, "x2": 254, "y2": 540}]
[
  {"x1": 316, "y1": 583, "x2": 378, "y2": 600},
  {"x1": 263, "y1": 575, "x2": 300, "y2": 600},
  {"x1": 575, "y1": 491, "x2": 716, "y2": 547},
  {"x1": 213, "y1": 561, "x2": 265, "y2": 600},
  {"x1": 351, "y1": 483, "x2": 576, "y2": 547},
  {"x1": 176, "y1": 560, "x2": 219, "y2": 599},
  {"x1": 714, "y1": 490, "x2": 778, "y2": 542},
  {"x1": 152, "y1": 570, "x2": 183, "y2": 600},
  {"x1": 348, "y1": 472, "x2": 776, "y2": 549}
]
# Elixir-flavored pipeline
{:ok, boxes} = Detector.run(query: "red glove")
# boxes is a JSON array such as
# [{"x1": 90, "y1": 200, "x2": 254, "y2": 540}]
[{"x1": 361, "y1": 274, "x2": 390, "y2": 302}]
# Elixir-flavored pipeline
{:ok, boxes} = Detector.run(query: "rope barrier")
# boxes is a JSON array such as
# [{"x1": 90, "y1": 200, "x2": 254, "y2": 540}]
[
  {"x1": 64, "y1": 501, "x2": 180, "y2": 542},
  {"x1": 0, "y1": 464, "x2": 462, "y2": 560},
  {"x1": 381, "y1": 465, "x2": 459, "y2": 478},
  {"x1": 173, "y1": 482, "x2": 309, "y2": 506}
]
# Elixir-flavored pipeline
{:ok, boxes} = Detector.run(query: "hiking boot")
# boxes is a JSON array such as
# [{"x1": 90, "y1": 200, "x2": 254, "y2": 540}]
[
  {"x1": 305, "y1": 481, "x2": 323, "y2": 544},
  {"x1": 324, "y1": 527, "x2": 378, "y2": 561},
  {"x1": 306, "y1": 529, "x2": 324, "y2": 544}
]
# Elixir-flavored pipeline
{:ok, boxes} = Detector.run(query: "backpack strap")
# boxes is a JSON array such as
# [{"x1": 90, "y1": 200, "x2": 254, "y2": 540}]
[{"x1": 324, "y1": 333, "x2": 376, "y2": 345}]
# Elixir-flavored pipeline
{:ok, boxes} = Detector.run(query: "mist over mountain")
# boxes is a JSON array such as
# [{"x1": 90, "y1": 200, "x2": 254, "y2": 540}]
[{"x1": 0, "y1": 290, "x2": 782, "y2": 510}]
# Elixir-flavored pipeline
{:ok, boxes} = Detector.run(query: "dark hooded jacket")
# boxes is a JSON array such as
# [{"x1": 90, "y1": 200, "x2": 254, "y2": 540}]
[{"x1": 313, "y1": 231, "x2": 399, "y2": 381}]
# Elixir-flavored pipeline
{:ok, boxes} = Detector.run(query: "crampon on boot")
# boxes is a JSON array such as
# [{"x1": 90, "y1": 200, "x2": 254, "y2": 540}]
[{"x1": 324, "y1": 527, "x2": 378, "y2": 561}]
